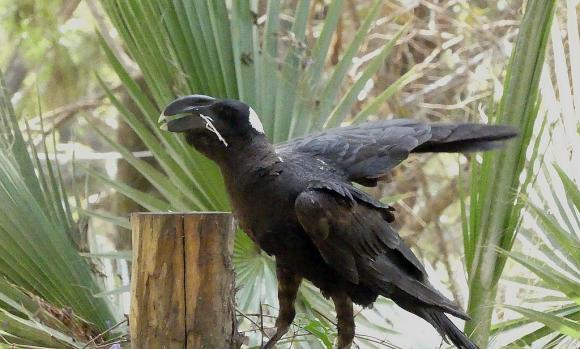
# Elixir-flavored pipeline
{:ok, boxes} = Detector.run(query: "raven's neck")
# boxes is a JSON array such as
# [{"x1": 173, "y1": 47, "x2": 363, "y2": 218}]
[
  {"x1": 219, "y1": 135, "x2": 279, "y2": 209},
  {"x1": 221, "y1": 134, "x2": 278, "y2": 175}
]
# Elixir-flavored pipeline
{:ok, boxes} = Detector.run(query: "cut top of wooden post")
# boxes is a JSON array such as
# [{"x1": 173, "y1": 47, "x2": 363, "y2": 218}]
[{"x1": 130, "y1": 212, "x2": 240, "y2": 349}]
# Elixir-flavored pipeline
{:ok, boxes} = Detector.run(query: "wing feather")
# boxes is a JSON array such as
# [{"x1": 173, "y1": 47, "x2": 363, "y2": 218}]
[
  {"x1": 294, "y1": 183, "x2": 426, "y2": 281},
  {"x1": 277, "y1": 120, "x2": 517, "y2": 186},
  {"x1": 295, "y1": 183, "x2": 469, "y2": 319},
  {"x1": 277, "y1": 120, "x2": 430, "y2": 186}
]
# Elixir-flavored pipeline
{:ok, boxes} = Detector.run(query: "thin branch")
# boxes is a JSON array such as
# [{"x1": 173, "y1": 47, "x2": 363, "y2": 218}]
[
  {"x1": 86, "y1": 0, "x2": 139, "y2": 74},
  {"x1": 346, "y1": 0, "x2": 360, "y2": 26},
  {"x1": 235, "y1": 309, "x2": 270, "y2": 339},
  {"x1": 434, "y1": 221, "x2": 463, "y2": 305},
  {"x1": 81, "y1": 318, "x2": 128, "y2": 349},
  {"x1": 58, "y1": 0, "x2": 82, "y2": 19},
  {"x1": 403, "y1": 176, "x2": 461, "y2": 242},
  {"x1": 24, "y1": 80, "x2": 130, "y2": 138},
  {"x1": 419, "y1": 91, "x2": 491, "y2": 110}
]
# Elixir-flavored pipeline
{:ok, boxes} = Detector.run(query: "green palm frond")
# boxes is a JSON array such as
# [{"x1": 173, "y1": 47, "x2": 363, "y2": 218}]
[
  {"x1": 461, "y1": 0, "x2": 556, "y2": 347},
  {"x1": 492, "y1": 166, "x2": 580, "y2": 348},
  {"x1": 491, "y1": 1, "x2": 580, "y2": 346},
  {"x1": 0, "y1": 72, "x2": 117, "y2": 347}
]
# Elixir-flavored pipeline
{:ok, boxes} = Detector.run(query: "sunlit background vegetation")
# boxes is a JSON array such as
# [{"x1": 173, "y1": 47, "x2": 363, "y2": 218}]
[{"x1": 0, "y1": 0, "x2": 578, "y2": 348}]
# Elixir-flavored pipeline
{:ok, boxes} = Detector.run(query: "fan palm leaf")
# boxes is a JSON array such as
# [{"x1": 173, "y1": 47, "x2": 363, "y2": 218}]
[{"x1": 0, "y1": 72, "x2": 117, "y2": 346}]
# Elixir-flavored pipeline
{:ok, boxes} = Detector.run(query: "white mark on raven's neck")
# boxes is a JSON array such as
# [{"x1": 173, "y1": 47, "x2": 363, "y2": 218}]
[{"x1": 249, "y1": 107, "x2": 265, "y2": 134}]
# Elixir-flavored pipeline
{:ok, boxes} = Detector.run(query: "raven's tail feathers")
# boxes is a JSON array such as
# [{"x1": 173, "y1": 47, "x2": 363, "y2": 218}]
[
  {"x1": 419, "y1": 309, "x2": 480, "y2": 349},
  {"x1": 392, "y1": 292, "x2": 479, "y2": 349},
  {"x1": 414, "y1": 123, "x2": 518, "y2": 153}
]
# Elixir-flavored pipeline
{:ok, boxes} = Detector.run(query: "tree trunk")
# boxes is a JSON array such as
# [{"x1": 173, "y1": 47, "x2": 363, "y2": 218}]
[{"x1": 130, "y1": 212, "x2": 241, "y2": 349}]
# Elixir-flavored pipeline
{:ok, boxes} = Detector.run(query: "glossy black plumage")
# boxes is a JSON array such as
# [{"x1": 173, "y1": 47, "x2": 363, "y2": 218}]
[
  {"x1": 160, "y1": 96, "x2": 517, "y2": 349},
  {"x1": 277, "y1": 119, "x2": 517, "y2": 186}
]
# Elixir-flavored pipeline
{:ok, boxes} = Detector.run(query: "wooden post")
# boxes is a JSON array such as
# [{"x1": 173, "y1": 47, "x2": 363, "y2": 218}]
[{"x1": 130, "y1": 212, "x2": 240, "y2": 349}]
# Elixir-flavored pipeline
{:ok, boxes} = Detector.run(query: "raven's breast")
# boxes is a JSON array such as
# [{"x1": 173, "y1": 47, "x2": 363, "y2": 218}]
[{"x1": 221, "y1": 155, "x2": 378, "y2": 305}]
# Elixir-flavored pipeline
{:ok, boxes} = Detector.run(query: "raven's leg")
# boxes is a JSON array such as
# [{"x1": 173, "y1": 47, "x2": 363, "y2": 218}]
[
  {"x1": 331, "y1": 292, "x2": 355, "y2": 349},
  {"x1": 263, "y1": 265, "x2": 302, "y2": 349}
]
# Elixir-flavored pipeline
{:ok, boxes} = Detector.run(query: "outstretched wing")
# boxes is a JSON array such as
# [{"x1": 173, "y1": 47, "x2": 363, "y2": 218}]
[
  {"x1": 277, "y1": 120, "x2": 517, "y2": 186},
  {"x1": 277, "y1": 120, "x2": 429, "y2": 185},
  {"x1": 294, "y1": 182, "x2": 468, "y2": 319}
]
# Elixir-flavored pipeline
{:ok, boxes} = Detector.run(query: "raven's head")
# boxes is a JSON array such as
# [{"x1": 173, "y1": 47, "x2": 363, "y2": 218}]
[{"x1": 159, "y1": 95, "x2": 266, "y2": 160}]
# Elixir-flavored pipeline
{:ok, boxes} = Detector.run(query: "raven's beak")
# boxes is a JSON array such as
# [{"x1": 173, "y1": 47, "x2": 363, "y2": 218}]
[{"x1": 159, "y1": 95, "x2": 215, "y2": 132}]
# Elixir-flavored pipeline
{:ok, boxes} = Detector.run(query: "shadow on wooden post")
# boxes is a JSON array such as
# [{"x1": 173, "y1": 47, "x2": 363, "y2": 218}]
[{"x1": 130, "y1": 212, "x2": 242, "y2": 349}]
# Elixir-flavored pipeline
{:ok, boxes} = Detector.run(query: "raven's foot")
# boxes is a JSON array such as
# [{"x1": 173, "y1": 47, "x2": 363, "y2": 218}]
[
  {"x1": 263, "y1": 265, "x2": 303, "y2": 349},
  {"x1": 331, "y1": 292, "x2": 355, "y2": 349}
]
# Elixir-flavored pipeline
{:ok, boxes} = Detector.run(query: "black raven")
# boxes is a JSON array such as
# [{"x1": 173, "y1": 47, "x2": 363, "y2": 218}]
[{"x1": 159, "y1": 95, "x2": 517, "y2": 349}]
